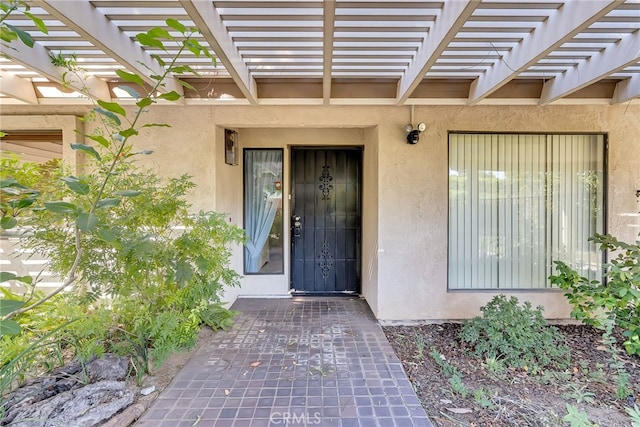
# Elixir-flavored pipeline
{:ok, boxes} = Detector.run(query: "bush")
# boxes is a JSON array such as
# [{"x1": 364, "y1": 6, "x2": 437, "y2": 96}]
[
  {"x1": 0, "y1": 15, "x2": 240, "y2": 397},
  {"x1": 459, "y1": 295, "x2": 571, "y2": 374},
  {"x1": 550, "y1": 233, "x2": 640, "y2": 355}
]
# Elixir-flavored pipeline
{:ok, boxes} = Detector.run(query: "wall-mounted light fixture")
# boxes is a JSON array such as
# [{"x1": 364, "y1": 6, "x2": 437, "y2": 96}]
[
  {"x1": 404, "y1": 122, "x2": 426, "y2": 144},
  {"x1": 224, "y1": 129, "x2": 238, "y2": 165}
]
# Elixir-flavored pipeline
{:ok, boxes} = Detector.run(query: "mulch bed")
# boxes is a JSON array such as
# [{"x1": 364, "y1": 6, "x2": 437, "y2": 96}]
[{"x1": 384, "y1": 324, "x2": 640, "y2": 427}]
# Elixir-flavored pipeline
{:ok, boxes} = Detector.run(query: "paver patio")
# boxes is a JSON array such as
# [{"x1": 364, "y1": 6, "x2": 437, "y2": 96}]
[{"x1": 135, "y1": 297, "x2": 433, "y2": 427}]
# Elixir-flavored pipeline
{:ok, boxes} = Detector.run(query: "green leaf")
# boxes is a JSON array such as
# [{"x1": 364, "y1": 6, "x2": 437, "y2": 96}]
[
  {"x1": 136, "y1": 32, "x2": 165, "y2": 50},
  {"x1": 114, "y1": 190, "x2": 142, "y2": 197},
  {"x1": 0, "y1": 178, "x2": 19, "y2": 188},
  {"x1": 116, "y1": 85, "x2": 142, "y2": 99},
  {"x1": 61, "y1": 176, "x2": 90, "y2": 195},
  {"x1": 0, "y1": 274, "x2": 33, "y2": 286},
  {"x1": 5, "y1": 24, "x2": 33, "y2": 47},
  {"x1": 24, "y1": 11, "x2": 48, "y2": 34},
  {"x1": 115, "y1": 69, "x2": 145, "y2": 87},
  {"x1": 16, "y1": 275, "x2": 32, "y2": 285},
  {"x1": 93, "y1": 107, "x2": 121, "y2": 126},
  {"x1": 136, "y1": 97, "x2": 153, "y2": 109},
  {"x1": 169, "y1": 65, "x2": 195, "y2": 74},
  {"x1": 127, "y1": 150, "x2": 154, "y2": 158},
  {"x1": 147, "y1": 27, "x2": 172, "y2": 40},
  {"x1": 76, "y1": 213, "x2": 99, "y2": 232},
  {"x1": 71, "y1": 143, "x2": 101, "y2": 161},
  {"x1": 97, "y1": 226, "x2": 120, "y2": 249},
  {"x1": 0, "y1": 299, "x2": 25, "y2": 317},
  {"x1": 119, "y1": 128, "x2": 138, "y2": 138},
  {"x1": 0, "y1": 26, "x2": 18, "y2": 43},
  {"x1": 44, "y1": 201, "x2": 79, "y2": 214},
  {"x1": 95, "y1": 198, "x2": 121, "y2": 209},
  {"x1": 97, "y1": 100, "x2": 126, "y2": 117},
  {"x1": 142, "y1": 123, "x2": 171, "y2": 128},
  {"x1": 165, "y1": 18, "x2": 186, "y2": 34},
  {"x1": 150, "y1": 54, "x2": 166, "y2": 67},
  {"x1": 0, "y1": 187, "x2": 21, "y2": 196},
  {"x1": 0, "y1": 318, "x2": 22, "y2": 336},
  {"x1": 175, "y1": 79, "x2": 196, "y2": 91},
  {"x1": 86, "y1": 134, "x2": 111, "y2": 148},
  {"x1": 0, "y1": 272, "x2": 17, "y2": 283},
  {"x1": 184, "y1": 39, "x2": 203, "y2": 58},
  {"x1": 0, "y1": 27, "x2": 18, "y2": 43},
  {"x1": 8, "y1": 198, "x2": 36, "y2": 209},
  {"x1": 1, "y1": 216, "x2": 17, "y2": 230},
  {"x1": 175, "y1": 259, "x2": 194, "y2": 285},
  {"x1": 184, "y1": 39, "x2": 214, "y2": 65},
  {"x1": 157, "y1": 91, "x2": 181, "y2": 101}
]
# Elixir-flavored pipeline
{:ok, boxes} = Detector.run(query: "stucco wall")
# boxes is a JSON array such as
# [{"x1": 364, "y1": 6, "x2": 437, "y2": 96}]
[
  {"x1": 2, "y1": 103, "x2": 638, "y2": 321},
  {"x1": 375, "y1": 104, "x2": 640, "y2": 321},
  {"x1": 1, "y1": 115, "x2": 83, "y2": 171}
]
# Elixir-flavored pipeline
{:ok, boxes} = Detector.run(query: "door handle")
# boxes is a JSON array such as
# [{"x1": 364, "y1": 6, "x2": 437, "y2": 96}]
[{"x1": 292, "y1": 215, "x2": 302, "y2": 237}]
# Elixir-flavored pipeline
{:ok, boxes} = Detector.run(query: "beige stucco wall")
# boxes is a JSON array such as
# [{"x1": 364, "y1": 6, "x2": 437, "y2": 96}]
[
  {"x1": 1, "y1": 115, "x2": 84, "y2": 171},
  {"x1": 2, "y1": 103, "x2": 638, "y2": 322}
]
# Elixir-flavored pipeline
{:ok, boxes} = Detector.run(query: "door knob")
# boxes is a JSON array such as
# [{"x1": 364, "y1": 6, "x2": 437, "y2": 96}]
[{"x1": 292, "y1": 215, "x2": 302, "y2": 237}]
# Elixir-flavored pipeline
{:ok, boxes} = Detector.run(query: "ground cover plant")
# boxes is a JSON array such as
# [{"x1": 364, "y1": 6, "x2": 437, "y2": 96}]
[
  {"x1": 384, "y1": 294, "x2": 640, "y2": 426},
  {"x1": 1, "y1": 2, "x2": 244, "y2": 417}
]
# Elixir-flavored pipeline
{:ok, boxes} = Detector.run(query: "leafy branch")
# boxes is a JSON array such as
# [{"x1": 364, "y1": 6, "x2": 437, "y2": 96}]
[
  {"x1": 0, "y1": 0, "x2": 47, "y2": 48},
  {"x1": 550, "y1": 233, "x2": 640, "y2": 356},
  {"x1": 1, "y1": 18, "x2": 215, "y2": 324}
]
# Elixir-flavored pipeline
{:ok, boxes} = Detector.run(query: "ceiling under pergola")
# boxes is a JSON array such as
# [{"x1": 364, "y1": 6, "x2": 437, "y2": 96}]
[{"x1": 0, "y1": 0, "x2": 639, "y2": 106}]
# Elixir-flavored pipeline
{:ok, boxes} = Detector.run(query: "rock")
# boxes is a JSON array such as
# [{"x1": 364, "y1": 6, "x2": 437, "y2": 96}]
[
  {"x1": 140, "y1": 385, "x2": 155, "y2": 396},
  {"x1": 2, "y1": 354, "x2": 134, "y2": 426},
  {"x1": 2, "y1": 361, "x2": 84, "y2": 415},
  {"x1": 446, "y1": 407, "x2": 473, "y2": 414},
  {"x1": 99, "y1": 403, "x2": 147, "y2": 427},
  {"x1": 86, "y1": 354, "x2": 129, "y2": 382},
  {"x1": 5, "y1": 380, "x2": 134, "y2": 427}
]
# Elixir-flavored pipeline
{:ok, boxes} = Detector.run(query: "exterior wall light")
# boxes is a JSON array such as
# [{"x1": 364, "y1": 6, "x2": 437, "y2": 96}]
[{"x1": 404, "y1": 122, "x2": 426, "y2": 144}]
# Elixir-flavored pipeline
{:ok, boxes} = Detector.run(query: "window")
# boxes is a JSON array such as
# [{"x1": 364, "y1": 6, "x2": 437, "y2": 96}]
[
  {"x1": 448, "y1": 133, "x2": 605, "y2": 290},
  {"x1": 244, "y1": 149, "x2": 284, "y2": 274}
]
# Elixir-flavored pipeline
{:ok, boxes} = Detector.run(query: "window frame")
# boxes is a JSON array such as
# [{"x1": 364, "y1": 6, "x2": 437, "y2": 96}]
[
  {"x1": 242, "y1": 147, "x2": 285, "y2": 275},
  {"x1": 446, "y1": 131, "x2": 608, "y2": 292}
]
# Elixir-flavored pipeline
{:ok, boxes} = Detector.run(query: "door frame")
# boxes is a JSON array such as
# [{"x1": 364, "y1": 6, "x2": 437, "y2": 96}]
[{"x1": 289, "y1": 146, "x2": 363, "y2": 295}]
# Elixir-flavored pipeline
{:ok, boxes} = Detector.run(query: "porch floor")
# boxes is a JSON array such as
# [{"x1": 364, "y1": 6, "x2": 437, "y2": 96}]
[{"x1": 135, "y1": 297, "x2": 433, "y2": 426}]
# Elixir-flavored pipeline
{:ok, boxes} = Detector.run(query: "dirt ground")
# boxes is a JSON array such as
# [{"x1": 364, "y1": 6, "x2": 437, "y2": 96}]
[{"x1": 383, "y1": 324, "x2": 640, "y2": 427}]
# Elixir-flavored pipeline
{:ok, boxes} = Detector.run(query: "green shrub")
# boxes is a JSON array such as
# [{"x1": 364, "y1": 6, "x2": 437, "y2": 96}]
[
  {"x1": 550, "y1": 233, "x2": 640, "y2": 355},
  {"x1": 1, "y1": 12, "x2": 240, "y2": 400},
  {"x1": 459, "y1": 295, "x2": 570, "y2": 374}
]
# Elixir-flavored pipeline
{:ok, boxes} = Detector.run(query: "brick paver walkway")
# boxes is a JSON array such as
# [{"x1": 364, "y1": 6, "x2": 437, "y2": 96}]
[{"x1": 136, "y1": 297, "x2": 433, "y2": 427}]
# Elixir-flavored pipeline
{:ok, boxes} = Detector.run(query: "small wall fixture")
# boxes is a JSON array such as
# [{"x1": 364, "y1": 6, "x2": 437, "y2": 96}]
[
  {"x1": 404, "y1": 122, "x2": 426, "y2": 144},
  {"x1": 224, "y1": 128, "x2": 238, "y2": 165}
]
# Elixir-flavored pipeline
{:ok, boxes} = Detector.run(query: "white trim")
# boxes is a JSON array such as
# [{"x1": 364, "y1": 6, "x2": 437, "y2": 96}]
[
  {"x1": 468, "y1": 0, "x2": 622, "y2": 104},
  {"x1": 0, "y1": 71, "x2": 38, "y2": 104},
  {"x1": 612, "y1": 74, "x2": 640, "y2": 104},
  {"x1": 540, "y1": 29, "x2": 640, "y2": 105},
  {"x1": 34, "y1": 0, "x2": 183, "y2": 99},
  {"x1": 180, "y1": 0, "x2": 258, "y2": 104},
  {"x1": 396, "y1": 0, "x2": 480, "y2": 104},
  {"x1": 322, "y1": 0, "x2": 336, "y2": 105}
]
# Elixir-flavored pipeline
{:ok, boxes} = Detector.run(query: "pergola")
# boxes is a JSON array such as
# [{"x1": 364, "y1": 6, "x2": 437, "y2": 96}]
[{"x1": 1, "y1": 0, "x2": 639, "y2": 106}]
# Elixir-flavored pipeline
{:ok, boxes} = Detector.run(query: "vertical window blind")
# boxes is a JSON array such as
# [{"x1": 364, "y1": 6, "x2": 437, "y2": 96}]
[{"x1": 448, "y1": 133, "x2": 605, "y2": 290}]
